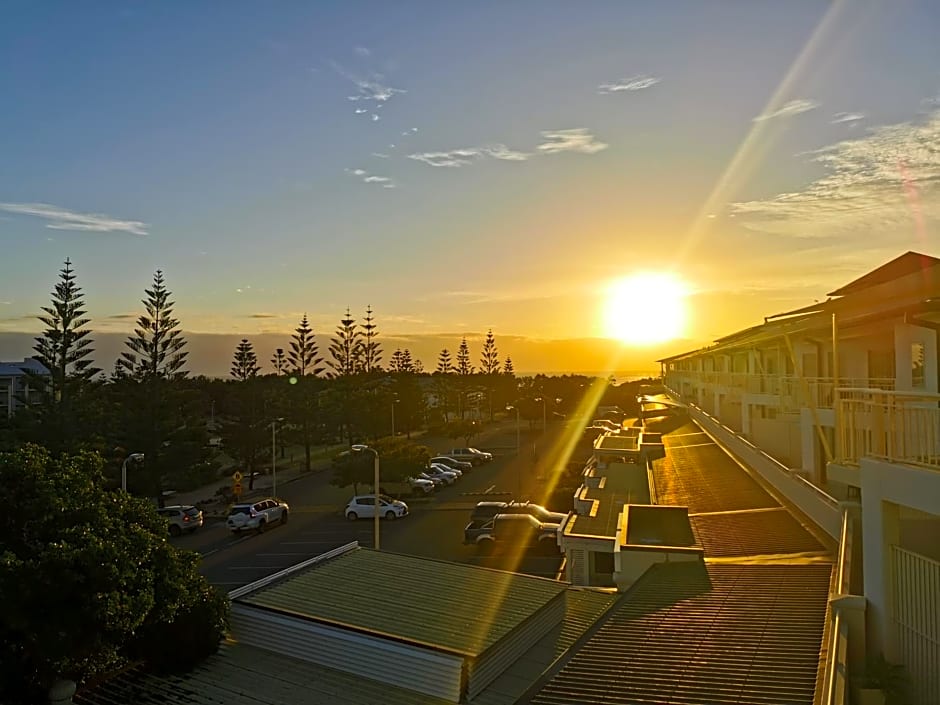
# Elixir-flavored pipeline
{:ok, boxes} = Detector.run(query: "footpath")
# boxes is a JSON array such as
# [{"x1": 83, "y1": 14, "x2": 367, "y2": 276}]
[{"x1": 171, "y1": 418, "x2": 526, "y2": 511}]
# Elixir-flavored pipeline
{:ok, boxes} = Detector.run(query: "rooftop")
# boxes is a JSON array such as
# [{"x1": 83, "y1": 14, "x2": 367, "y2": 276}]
[
  {"x1": 237, "y1": 547, "x2": 568, "y2": 657},
  {"x1": 567, "y1": 461, "x2": 651, "y2": 539}
]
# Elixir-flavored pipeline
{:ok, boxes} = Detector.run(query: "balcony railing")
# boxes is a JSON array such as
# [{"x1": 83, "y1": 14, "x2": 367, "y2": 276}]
[
  {"x1": 664, "y1": 371, "x2": 894, "y2": 411},
  {"x1": 837, "y1": 387, "x2": 940, "y2": 472}
]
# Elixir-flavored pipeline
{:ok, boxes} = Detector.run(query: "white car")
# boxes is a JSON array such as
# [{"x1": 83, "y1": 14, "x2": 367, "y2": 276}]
[
  {"x1": 417, "y1": 471, "x2": 445, "y2": 488},
  {"x1": 423, "y1": 466, "x2": 458, "y2": 485},
  {"x1": 431, "y1": 462, "x2": 462, "y2": 478},
  {"x1": 345, "y1": 494, "x2": 409, "y2": 521},
  {"x1": 158, "y1": 505, "x2": 204, "y2": 537},
  {"x1": 226, "y1": 497, "x2": 289, "y2": 534},
  {"x1": 408, "y1": 476, "x2": 435, "y2": 494}
]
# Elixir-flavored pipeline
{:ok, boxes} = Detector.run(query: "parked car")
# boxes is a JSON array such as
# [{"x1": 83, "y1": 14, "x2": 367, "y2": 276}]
[
  {"x1": 417, "y1": 471, "x2": 445, "y2": 487},
  {"x1": 158, "y1": 505, "x2": 203, "y2": 537},
  {"x1": 345, "y1": 494, "x2": 409, "y2": 521},
  {"x1": 448, "y1": 447, "x2": 493, "y2": 465},
  {"x1": 471, "y1": 500, "x2": 569, "y2": 524},
  {"x1": 226, "y1": 497, "x2": 289, "y2": 534},
  {"x1": 424, "y1": 466, "x2": 458, "y2": 485},
  {"x1": 430, "y1": 456, "x2": 473, "y2": 472},
  {"x1": 464, "y1": 513, "x2": 560, "y2": 553},
  {"x1": 431, "y1": 461, "x2": 462, "y2": 478},
  {"x1": 380, "y1": 476, "x2": 435, "y2": 496}
]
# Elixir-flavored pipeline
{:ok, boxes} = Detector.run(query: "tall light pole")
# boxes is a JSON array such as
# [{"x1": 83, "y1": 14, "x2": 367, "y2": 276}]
[
  {"x1": 121, "y1": 452, "x2": 145, "y2": 493},
  {"x1": 506, "y1": 405, "x2": 521, "y2": 496},
  {"x1": 353, "y1": 445, "x2": 381, "y2": 550},
  {"x1": 270, "y1": 417, "x2": 284, "y2": 497},
  {"x1": 390, "y1": 396, "x2": 398, "y2": 437}
]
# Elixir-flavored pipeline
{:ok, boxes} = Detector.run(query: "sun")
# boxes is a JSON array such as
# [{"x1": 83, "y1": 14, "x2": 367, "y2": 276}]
[{"x1": 602, "y1": 273, "x2": 689, "y2": 345}]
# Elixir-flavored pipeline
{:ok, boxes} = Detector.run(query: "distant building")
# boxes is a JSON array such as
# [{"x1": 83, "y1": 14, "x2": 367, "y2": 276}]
[{"x1": 0, "y1": 357, "x2": 48, "y2": 418}]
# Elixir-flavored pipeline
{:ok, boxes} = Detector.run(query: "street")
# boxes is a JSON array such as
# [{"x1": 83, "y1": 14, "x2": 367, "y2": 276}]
[{"x1": 174, "y1": 421, "x2": 566, "y2": 590}]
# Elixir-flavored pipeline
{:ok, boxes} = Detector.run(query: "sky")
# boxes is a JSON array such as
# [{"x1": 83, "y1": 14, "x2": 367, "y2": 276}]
[{"x1": 2, "y1": 1, "x2": 939, "y2": 376}]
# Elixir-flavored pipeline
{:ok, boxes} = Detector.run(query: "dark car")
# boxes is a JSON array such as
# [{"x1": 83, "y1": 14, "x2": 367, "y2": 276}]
[{"x1": 471, "y1": 500, "x2": 568, "y2": 524}]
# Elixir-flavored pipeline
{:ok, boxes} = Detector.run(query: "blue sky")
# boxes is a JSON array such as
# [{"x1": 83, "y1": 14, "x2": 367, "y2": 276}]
[{"x1": 2, "y1": 1, "x2": 939, "y2": 374}]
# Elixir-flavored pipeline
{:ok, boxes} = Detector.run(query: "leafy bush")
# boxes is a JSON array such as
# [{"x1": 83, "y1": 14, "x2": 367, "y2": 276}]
[{"x1": 0, "y1": 445, "x2": 229, "y2": 702}]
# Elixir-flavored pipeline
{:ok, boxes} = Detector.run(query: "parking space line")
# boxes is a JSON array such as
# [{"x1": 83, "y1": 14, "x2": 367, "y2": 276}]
[
  {"x1": 258, "y1": 552, "x2": 315, "y2": 556},
  {"x1": 227, "y1": 566, "x2": 281, "y2": 570}
]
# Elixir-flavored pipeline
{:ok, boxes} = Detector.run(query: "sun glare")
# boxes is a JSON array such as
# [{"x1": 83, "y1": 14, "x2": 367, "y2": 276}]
[{"x1": 602, "y1": 273, "x2": 689, "y2": 345}]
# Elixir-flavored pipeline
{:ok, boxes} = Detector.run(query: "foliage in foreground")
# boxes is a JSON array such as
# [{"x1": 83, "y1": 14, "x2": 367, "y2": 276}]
[{"x1": 0, "y1": 445, "x2": 229, "y2": 703}]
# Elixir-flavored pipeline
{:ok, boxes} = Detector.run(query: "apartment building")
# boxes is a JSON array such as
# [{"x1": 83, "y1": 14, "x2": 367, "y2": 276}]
[
  {"x1": 660, "y1": 251, "x2": 940, "y2": 704},
  {"x1": 0, "y1": 357, "x2": 48, "y2": 418}
]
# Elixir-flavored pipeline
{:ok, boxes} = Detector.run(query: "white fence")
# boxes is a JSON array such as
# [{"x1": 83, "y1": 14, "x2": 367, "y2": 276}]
[
  {"x1": 891, "y1": 545, "x2": 940, "y2": 705},
  {"x1": 838, "y1": 388, "x2": 940, "y2": 472}
]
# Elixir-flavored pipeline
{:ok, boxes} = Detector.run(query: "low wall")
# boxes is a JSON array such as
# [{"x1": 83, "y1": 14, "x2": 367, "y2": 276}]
[{"x1": 685, "y1": 404, "x2": 841, "y2": 540}]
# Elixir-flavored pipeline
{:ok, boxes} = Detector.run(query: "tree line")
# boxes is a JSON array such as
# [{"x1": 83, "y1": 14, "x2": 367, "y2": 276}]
[{"x1": 0, "y1": 259, "x2": 540, "y2": 495}]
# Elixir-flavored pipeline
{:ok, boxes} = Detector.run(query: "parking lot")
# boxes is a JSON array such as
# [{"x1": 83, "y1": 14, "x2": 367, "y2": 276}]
[{"x1": 175, "y1": 424, "x2": 566, "y2": 590}]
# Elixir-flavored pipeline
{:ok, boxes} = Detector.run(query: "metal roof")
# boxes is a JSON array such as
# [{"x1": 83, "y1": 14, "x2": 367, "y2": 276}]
[
  {"x1": 527, "y1": 562, "x2": 832, "y2": 705},
  {"x1": 75, "y1": 590, "x2": 619, "y2": 705},
  {"x1": 827, "y1": 250, "x2": 940, "y2": 296},
  {"x1": 236, "y1": 547, "x2": 568, "y2": 657},
  {"x1": 74, "y1": 641, "x2": 453, "y2": 705},
  {"x1": 595, "y1": 434, "x2": 640, "y2": 452}
]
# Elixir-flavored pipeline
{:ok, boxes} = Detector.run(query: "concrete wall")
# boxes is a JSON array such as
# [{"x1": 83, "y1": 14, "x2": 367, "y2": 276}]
[
  {"x1": 894, "y1": 322, "x2": 938, "y2": 392},
  {"x1": 614, "y1": 550, "x2": 701, "y2": 590},
  {"x1": 751, "y1": 416, "x2": 801, "y2": 468},
  {"x1": 859, "y1": 457, "x2": 940, "y2": 661}
]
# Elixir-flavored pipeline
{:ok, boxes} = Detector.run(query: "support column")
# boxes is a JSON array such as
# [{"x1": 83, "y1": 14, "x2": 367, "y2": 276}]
[{"x1": 860, "y1": 460, "x2": 901, "y2": 662}]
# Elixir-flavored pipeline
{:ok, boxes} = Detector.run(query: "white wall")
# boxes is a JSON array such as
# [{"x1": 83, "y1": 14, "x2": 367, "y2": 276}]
[
  {"x1": 894, "y1": 322, "x2": 938, "y2": 392},
  {"x1": 859, "y1": 457, "x2": 940, "y2": 661}
]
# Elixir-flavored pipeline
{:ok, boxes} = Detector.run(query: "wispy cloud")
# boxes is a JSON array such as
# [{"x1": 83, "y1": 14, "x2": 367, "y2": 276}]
[
  {"x1": 0, "y1": 202, "x2": 148, "y2": 235},
  {"x1": 106, "y1": 313, "x2": 136, "y2": 319},
  {"x1": 598, "y1": 75, "x2": 660, "y2": 94},
  {"x1": 345, "y1": 167, "x2": 396, "y2": 188},
  {"x1": 331, "y1": 58, "x2": 405, "y2": 121},
  {"x1": 731, "y1": 111, "x2": 940, "y2": 240},
  {"x1": 753, "y1": 99, "x2": 820, "y2": 122},
  {"x1": 831, "y1": 111, "x2": 865, "y2": 125},
  {"x1": 408, "y1": 145, "x2": 530, "y2": 168},
  {"x1": 354, "y1": 46, "x2": 370, "y2": 58},
  {"x1": 248, "y1": 313, "x2": 278, "y2": 319},
  {"x1": 537, "y1": 128, "x2": 608, "y2": 155},
  {"x1": 372, "y1": 152, "x2": 390, "y2": 159},
  {"x1": 409, "y1": 128, "x2": 607, "y2": 168}
]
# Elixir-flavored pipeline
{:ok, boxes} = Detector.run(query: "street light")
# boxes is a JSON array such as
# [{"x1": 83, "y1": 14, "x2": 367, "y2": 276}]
[
  {"x1": 121, "y1": 453, "x2": 145, "y2": 492},
  {"x1": 352, "y1": 445, "x2": 381, "y2": 550},
  {"x1": 270, "y1": 418, "x2": 284, "y2": 497},
  {"x1": 390, "y1": 395, "x2": 399, "y2": 437},
  {"x1": 506, "y1": 405, "x2": 521, "y2": 497}
]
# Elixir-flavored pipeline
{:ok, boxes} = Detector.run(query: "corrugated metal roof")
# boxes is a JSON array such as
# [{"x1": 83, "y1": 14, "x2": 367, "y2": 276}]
[
  {"x1": 528, "y1": 562, "x2": 832, "y2": 705},
  {"x1": 469, "y1": 589, "x2": 618, "y2": 705},
  {"x1": 827, "y1": 250, "x2": 940, "y2": 296},
  {"x1": 76, "y1": 590, "x2": 619, "y2": 705},
  {"x1": 237, "y1": 547, "x2": 568, "y2": 657},
  {"x1": 74, "y1": 641, "x2": 453, "y2": 705}
]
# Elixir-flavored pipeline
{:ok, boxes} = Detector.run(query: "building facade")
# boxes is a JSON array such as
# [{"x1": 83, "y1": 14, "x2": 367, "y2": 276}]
[
  {"x1": 0, "y1": 358, "x2": 48, "y2": 418},
  {"x1": 660, "y1": 251, "x2": 940, "y2": 704}
]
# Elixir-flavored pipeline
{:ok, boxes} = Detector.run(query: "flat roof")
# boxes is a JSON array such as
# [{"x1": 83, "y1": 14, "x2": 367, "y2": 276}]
[
  {"x1": 566, "y1": 463, "x2": 651, "y2": 539},
  {"x1": 237, "y1": 547, "x2": 568, "y2": 657},
  {"x1": 595, "y1": 434, "x2": 640, "y2": 452},
  {"x1": 622, "y1": 505, "x2": 697, "y2": 548}
]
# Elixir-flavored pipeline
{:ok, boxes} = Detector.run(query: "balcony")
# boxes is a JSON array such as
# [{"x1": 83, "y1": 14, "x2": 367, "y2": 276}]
[{"x1": 837, "y1": 387, "x2": 940, "y2": 472}]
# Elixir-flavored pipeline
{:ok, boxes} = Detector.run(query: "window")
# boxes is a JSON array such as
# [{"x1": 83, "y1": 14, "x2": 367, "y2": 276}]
[{"x1": 912, "y1": 342, "x2": 926, "y2": 389}]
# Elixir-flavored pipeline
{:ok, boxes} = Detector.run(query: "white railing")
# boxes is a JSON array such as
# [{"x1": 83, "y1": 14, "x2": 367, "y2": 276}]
[
  {"x1": 837, "y1": 388, "x2": 940, "y2": 472},
  {"x1": 891, "y1": 545, "x2": 940, "y2": 705},
  {"x1": 664, "y1": 372, "x2": 895, "y2": 411}
]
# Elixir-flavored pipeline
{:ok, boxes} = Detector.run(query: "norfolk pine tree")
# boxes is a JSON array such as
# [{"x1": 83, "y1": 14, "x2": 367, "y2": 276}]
[
  {"x1": 29, "y1": 259, "x2": 101, "y2": 453},
  {"x1": 223, "y1": 340, "x2": 266, "y2": 489},
  {"x1": 286, "y1": 314, "x2": 324, "y2": 472}
]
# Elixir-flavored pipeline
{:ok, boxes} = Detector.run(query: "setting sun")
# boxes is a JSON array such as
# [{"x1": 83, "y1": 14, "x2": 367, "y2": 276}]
[{"x1": 602, "y1": 273, "x2": 689, "y2": 345}]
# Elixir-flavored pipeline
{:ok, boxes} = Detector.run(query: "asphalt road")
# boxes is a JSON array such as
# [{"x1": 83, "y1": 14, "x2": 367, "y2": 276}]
[{"x1": 173, "y1": 422, "x2": 566, "y2": 590}]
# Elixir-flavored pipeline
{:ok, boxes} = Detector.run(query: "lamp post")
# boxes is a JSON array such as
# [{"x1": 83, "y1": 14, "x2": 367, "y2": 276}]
[
  {"x1": 352, "y1": 445, "x2": 381, "y2": 550},
  {"x1": 506, "y1": 405, "x2": 521, "y2": 496},
  {"x1": 390, "y1": 395, "x2": 398, "y2": 437},
  {"x1": 121, "y1": 452, "x2": 145, "y2": 493},
  {"x1": 270, "y1": 417, "x2": 284, "y2": 497}
]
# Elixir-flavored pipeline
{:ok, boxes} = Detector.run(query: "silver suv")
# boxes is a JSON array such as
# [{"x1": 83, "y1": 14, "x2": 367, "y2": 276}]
[
  {"x1": 158, "y1": 505, "x2": 204, "y2": 537},
  {"x1": 226, "y1": 497, "x2": 289, "y2": 534}
]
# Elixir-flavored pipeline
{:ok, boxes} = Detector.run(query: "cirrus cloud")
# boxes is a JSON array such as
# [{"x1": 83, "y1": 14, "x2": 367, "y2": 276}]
[
  {"x1": 0, "y1": 202, "x2": 148, "y2": 235},
  {"x1": 731, "y1": 111, "x2": 940, "y2": 240},
  {"x1": 753, "y1": 98, "x2": 820, "y2": 122},
  {"x1": 598, "y1": 75, "x2": 660, "y2": 94},
  {"x1": 537, "y1": 128, "x2": 608, "y2": 155}
]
